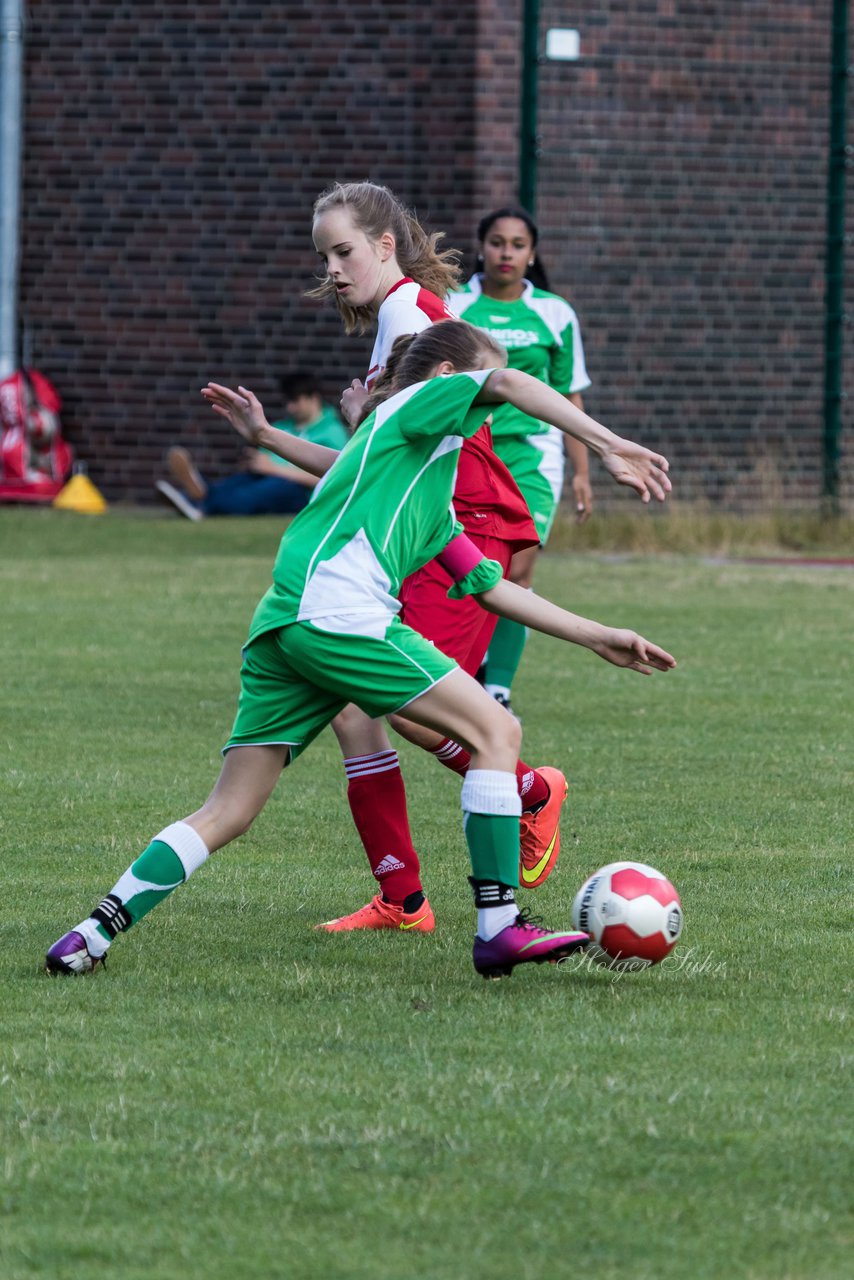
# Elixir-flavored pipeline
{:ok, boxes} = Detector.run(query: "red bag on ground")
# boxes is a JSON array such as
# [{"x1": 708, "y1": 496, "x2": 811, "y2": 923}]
[{"x1": 0, "y1": 369, "x2": 73, "y2": 503}]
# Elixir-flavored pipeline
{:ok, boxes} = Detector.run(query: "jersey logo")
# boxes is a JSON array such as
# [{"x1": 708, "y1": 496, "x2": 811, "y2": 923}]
[
  {"x1": 489, "y1": 314, "x2": 513, "y2": 324},
  {"x1": 484, "y1": 328, "x2": 542, "y2": 349}
]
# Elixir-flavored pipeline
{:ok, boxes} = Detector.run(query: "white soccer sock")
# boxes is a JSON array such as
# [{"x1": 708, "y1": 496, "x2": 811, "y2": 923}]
[
  {"x1": 477, "y1": 904, "x2": 518, "y2": 941},
  {"x1": 460, "y1": 769, "x2": 522, "y2": 818},
  {"x1": 484, "y1": 683, "x2": 512, "y2": 701},
  {"x1": 153, "y1": 821, "x2": 210, "y2": 879},
  {"x1": 75, "y1": 917, "x2": 112, "y2": 958}
]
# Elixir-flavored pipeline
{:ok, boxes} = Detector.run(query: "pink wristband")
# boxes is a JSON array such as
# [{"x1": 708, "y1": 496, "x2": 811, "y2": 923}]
[{"x1": 437, "y1": 533, "x2": 485, "y2": 583}]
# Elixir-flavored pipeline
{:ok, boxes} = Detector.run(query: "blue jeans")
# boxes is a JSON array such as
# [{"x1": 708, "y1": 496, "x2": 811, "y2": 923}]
[{"x1": 203, "y1": 473, "x2": 311, "y2": 516}]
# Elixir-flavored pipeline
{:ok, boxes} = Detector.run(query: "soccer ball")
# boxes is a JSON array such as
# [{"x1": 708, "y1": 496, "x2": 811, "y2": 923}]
[{"x1": 571, "y1": 861, "x2": 684, "y2": 972}]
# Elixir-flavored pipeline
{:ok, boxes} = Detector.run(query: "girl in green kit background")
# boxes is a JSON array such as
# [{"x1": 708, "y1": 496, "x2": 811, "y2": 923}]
[{"x1": 448, "y1": 207, "x2": 594, "y2": 716}]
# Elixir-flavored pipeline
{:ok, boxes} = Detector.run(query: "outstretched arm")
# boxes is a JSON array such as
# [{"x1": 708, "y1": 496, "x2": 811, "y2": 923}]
[
  {"x1": 565, "y1": 393, "x2": 593, "y2": 524},
  {"x1": 476, "y1": 576, "x2": 676, "y2": 676},
  {"x1": 200, "y1": 383, "x2": 341, "y2": 479},
  {"x1": 476, "y1": 367, "x2": 671, "y2": 505},
  {"x1": 243, "y1": 448, "x2": 321, "y2": 488}
]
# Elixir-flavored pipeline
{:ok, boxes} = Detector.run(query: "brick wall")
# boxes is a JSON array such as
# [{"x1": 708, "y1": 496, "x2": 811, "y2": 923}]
[
  {"x1": 16, "y1": 1, "x2": 851, "y2": 511},
  {"x1": 534, "y1": 0, "x2": 852, "y2": 510},
  {"x1": 18, "y1": 1, "x2": 499, "y2": 497}
]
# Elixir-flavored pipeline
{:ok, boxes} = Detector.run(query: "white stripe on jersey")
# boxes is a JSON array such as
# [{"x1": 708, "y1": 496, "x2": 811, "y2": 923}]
[
  {"x1": 303, "y1": 381, "x2": 425, "y2": 584},
  {"x1": 381, "y1": 434, "x2": 463, "y2": 554}
]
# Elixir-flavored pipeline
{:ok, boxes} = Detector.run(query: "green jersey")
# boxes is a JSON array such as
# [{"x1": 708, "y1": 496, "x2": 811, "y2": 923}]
[
  {"x1": 447, "y1": 275, "x2": 591, "y2": 438},
  {"x1": 263, "y1": 403, "x2": 349, "y2": 465},
  {"x1": 247, "y1": 370, "x2": 494, "y2": 645}
]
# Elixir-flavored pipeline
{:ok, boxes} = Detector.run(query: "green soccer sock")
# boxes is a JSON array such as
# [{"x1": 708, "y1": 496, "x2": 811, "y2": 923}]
[
  {"x1": 460, "y1": 769, "x2": 521, "y2": 888},
  {"x1": 83, "y1": 821, "x2": 210, "y2": 950},
  {"x1": 95, "y1": 840, "x2": 185, "y2": 938},
  {"x1": 485, "y1": 616, "x2": 529, "y2": 692},
  {"x1": 464, "y1": 811, "x2": 520, "y2": 886}
]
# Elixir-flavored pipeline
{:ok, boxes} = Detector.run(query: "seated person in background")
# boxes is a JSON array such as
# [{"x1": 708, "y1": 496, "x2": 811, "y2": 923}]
[{"x1": 156, "y1": 371, "x2": 348, "y2": 520}]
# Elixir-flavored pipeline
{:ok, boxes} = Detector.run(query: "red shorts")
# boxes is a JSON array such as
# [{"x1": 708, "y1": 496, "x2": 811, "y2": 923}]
[{"x1": 398, "y1": 534, "x2": 512, "y2": 677}]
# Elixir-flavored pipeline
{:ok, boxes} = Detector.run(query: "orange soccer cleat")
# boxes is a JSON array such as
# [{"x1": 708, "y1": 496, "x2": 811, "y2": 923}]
[
  {"x1": 315, "y1": 894, "x2": 435, "y2": 933},
  {"x1": 518, "y1": 767, "x2": 568, "y2": 889}
]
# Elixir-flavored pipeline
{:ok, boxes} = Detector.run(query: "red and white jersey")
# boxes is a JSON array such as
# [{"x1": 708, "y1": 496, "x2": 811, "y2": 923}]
[
  {"x1": 365, "y1": 277, "x2": 537, "y2": 552},
  {"x1": 365, "y1": 278, "x2": 454, "y2": 389}
]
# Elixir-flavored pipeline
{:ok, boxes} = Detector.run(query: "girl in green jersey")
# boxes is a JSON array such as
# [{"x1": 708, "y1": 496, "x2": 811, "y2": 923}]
[
  {"x1": 449, "y1": 207, "x2": 596, "y2": 714},
  {"x1": 46, "y1": 322, "x2": 675, "y2": 981}
]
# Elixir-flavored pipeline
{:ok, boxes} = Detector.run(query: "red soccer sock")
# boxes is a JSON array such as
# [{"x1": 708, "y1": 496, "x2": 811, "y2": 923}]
[
  {"x1": 430, "y1": 738, "x2": 471, "y2": 777},
  {"x1": 344, "y1": 751, "x2": 423, "y2": 903},
  {"x1": 517, "y1": 761, "x2": 549, "y2": 811},
  {"x1": 430, "y1": 738, "x2": 550, "y2": 812}
]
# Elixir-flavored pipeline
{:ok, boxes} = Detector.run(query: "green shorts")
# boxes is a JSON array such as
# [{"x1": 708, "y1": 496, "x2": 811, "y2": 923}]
[
  {"x1": 494, "y1": 430, "x2": 565, "y2": 545},
  {"x1": 224, "y1": 616, "x2": 458, "y2": 760}
]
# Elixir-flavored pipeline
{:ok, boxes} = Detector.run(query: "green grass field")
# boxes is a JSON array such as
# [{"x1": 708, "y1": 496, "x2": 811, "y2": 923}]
[{"x1": 1, "y1": 507, "x2": 852, "y2": 1280}]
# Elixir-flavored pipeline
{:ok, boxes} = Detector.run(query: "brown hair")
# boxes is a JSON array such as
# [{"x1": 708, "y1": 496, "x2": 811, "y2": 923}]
[
  {"x1": 359, "y1": 321, "x2": 506, "y2": 423},
  {"x1": 307, "y1": 182, "x2": 463, "y2": 334}
]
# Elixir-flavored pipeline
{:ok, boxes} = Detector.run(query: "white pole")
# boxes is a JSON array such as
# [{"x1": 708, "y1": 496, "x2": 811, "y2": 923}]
[{"x1": 0, "y1": 0, "x2": 25, "y2": 378}]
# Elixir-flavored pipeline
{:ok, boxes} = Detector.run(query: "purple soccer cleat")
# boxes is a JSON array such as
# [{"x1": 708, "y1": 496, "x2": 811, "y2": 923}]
[
  {"x1": 45, "y1": 930, "x2": 103, "y2": 976},
  {"x1": 473, "y1": 910, "x2": 589, "y2": 979}
]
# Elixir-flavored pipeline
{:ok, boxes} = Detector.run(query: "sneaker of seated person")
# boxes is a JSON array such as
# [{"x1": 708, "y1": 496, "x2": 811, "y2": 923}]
[
  {"x1": 167, "y1": 447, "x2": 207, "y2": 503},
  {"x1": 155, "y1": 479, "x2": 203, "y2": 521}
]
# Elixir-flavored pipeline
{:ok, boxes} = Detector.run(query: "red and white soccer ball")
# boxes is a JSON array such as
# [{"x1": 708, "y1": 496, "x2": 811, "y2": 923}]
[{"x1": 571, "y1": 861, "x2": 684, "y2": 972}]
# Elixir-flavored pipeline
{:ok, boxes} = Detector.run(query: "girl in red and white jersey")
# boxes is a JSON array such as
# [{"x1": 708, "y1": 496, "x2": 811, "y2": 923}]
[
  {"x1": 304, "y1": 181, "x2": 578, "y2": 933},
  {"x1": 305, "y1": 184, "x2": 592, "y2": 930}
]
